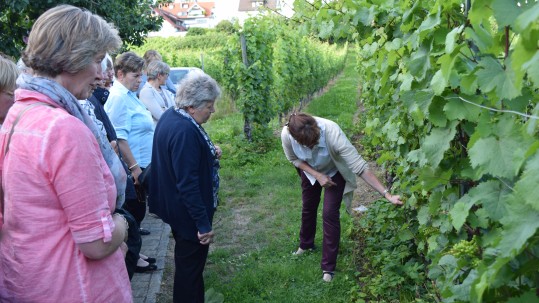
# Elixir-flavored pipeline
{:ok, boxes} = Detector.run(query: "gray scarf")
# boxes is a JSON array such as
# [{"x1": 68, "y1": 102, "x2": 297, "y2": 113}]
[{"x1": 17, "y1": 73, "x2": 126, "y2": 208}]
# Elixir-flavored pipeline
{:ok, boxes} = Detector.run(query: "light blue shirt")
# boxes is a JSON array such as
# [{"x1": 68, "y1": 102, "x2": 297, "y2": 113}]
[{"x1": 105, "y1": 81, "x2": 154, "y2": 168}]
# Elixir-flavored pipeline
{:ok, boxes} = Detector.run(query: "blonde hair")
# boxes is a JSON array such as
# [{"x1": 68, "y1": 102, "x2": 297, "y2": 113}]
[
  {"x1": 0, "y1": 55, "x2": 19, "y2": 93},
  {"x1": 22, "y1": 5, "x2": 121, "y2": 77}
]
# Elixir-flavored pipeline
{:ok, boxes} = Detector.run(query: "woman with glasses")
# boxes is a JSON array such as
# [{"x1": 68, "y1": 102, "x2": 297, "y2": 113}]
[{"x1": 139, "y1": 60, "x2": 175, "y2": 124}]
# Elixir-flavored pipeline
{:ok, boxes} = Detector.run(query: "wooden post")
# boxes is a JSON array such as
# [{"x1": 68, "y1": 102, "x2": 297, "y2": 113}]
[
  {"x1": 200, "y1": 53, "x2": 205, "y2": 71},
  {"x1": 240, "y1": 33, "x2": 252, "y2": 141}
]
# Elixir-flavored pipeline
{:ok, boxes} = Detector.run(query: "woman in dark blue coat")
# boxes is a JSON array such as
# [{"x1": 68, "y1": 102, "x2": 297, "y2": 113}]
[{"x1": 148, "y1": 70, "x2": 221, "y2": 303}]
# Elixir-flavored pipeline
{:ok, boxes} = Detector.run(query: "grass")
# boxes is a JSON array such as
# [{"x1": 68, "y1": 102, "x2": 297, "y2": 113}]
[{"x1": 156, "y1": 52, "x2": 366, "y2": 303}]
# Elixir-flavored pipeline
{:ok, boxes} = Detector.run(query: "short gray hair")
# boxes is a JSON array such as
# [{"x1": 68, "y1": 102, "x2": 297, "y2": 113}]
[
  {"x1": 22, "y1": 5, "x2": 121, "y2": 77},
  {"x1": 146, "y1": 61, "x2": 170, "y2": 80},
  {"x1": 176, "y1": 70, "x2": 221, "y2": 109}
]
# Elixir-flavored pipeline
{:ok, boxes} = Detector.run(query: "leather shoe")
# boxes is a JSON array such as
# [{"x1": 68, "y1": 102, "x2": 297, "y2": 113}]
[
  {"x1": 139, "y1": 228, "x2": 151, "y2": 235},
  {"x1": 142, "y1": 256, "x2": 156, "y2": 264},
  {"x1": 135, "y1": 263, "x2": 157, "y2": 273}
]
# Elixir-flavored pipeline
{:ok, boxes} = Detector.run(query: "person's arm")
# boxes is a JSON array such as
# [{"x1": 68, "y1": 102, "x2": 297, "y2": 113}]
[
  {"x1": 171, "y1": 126, "x2": 212, "y2": 241},
  {"x1": 296, "y1": 161, "x2": 336, "y2": 188},
  {"x1": 117, "y1": 139, "x2": 142, "y2": 183},
  {"x1": 47, "y1": 115, "x2": 128, "y2": 259},
  {"x1": 359, "y1": 169, "x2": 402, "y2": 205},
  {"x1": 326, "y1": 119, "x2": 402, "y2": 205},
  {"x1": 78, "y1": 214, "x2": 128, "y2": 259}
]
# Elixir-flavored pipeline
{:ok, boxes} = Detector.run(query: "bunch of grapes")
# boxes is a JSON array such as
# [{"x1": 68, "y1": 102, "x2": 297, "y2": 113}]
[{"x1": 447, "y1": 237, "x2": 480, "y2": 266}]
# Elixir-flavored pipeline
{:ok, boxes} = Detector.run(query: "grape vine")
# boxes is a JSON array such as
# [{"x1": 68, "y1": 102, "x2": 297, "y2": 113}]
[{"x1": 293, "y1": 0, "x2": 539, "y2": 301}]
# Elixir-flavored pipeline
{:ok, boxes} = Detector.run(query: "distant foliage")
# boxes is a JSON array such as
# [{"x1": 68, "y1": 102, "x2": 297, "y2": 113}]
[
  {"x1": 133, "y1": 14, "x2": 346, "y2": 141},
  {"x1": 222, "y1": 15, "x2": 346, "y2": 140},
  {"x1": 215, "y1": 20, "x2": 236, "y2": 34},
  {"x1": 186, "y1": 27, "x2": 208, "y2": 36}
]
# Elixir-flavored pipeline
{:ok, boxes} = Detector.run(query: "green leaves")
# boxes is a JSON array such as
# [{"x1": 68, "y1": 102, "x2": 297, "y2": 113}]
[
  {"x1": 475, "y1": 56, "x2": 522, "y2": 100},
  {"x1": 469, "y1": 115, "x2": 534, "y2": 179}
]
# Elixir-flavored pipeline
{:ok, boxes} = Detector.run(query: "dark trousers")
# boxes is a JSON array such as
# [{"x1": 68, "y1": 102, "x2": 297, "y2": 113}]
[
  {"x1": 116, "y1": 206, "x2": 141, "y2": 280},
  {"x1": 298, "y1": 170, "x2": 346, "y2": 272},
  {"x1": 172, "y1": 230, "x2": 209, "y2": 303}
]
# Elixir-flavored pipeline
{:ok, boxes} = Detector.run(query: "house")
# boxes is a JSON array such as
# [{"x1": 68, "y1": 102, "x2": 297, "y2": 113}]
[
  {"x1": 149, "y1": 0, "x2": 292, "y2": 37},
  {"x1": 215, "y1": 0, "x2": 283, "y2": 24},
  {"x1": 150, "y1": 1, "x2": 216, "y2": 37}
]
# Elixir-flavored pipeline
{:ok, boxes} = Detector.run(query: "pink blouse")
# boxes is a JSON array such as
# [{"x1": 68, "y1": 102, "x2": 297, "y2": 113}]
[{"x1": 0, "y1": 90, "x2": 132, "y2": 302}]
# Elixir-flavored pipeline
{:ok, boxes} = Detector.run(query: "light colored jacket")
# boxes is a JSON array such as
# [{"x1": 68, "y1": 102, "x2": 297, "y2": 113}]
[
  {"x1": 281, "y1": 116, "x2": 369, "y2": 211},
  {"x1": 139, "y1": 82, "x2": 175, "y2": 124}
]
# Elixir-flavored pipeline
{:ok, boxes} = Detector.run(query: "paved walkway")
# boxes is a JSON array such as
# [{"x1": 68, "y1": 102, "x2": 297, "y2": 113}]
[{"x1": 131, "y1": 213, "x2": 171, "y2": 303}]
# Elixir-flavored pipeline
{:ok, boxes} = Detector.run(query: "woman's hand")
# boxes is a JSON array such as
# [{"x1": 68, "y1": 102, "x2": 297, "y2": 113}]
[
  {"x1": 197, "y1": 230, "x2": 214, "y2": 245},
  {"x1": 316, "y1": 174, "x2": 337, "y2": 188},
  {"x1": 215, "y1": 145, "x2": 222, "y2": 160},
  {"x1": 131, "y1": 166, "x2": 142, "y2": 184},
  {"x1": 385, "y1": 193, "x2": 403, "y2": 206}
]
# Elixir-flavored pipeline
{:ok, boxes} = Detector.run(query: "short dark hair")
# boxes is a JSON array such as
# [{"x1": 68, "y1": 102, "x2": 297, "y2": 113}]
[
  {"x1": 287, "y1": 113, "x2": 320, "y2": 147},
  {"x1": 114, "y1": 51, "x2": 144, "y2": 77}
]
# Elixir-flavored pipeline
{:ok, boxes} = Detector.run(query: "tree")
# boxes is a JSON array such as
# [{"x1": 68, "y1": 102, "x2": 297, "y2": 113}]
[{"x1": 0, "y1": 0, "x2": 165, "y2": 58}]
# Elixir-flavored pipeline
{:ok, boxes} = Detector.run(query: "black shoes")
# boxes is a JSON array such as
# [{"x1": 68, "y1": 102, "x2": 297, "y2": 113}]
[
  {"x1": 139, "y1": 228, "x2": 151, "y2": 235},
  {"x1": 135, "y1": 263, "x2": 157, "y2": 273}
]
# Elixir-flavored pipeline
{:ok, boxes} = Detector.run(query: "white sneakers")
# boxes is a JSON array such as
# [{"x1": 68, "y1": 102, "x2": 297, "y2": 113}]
[{"x1": 322, "y1": 271, "x2": 334, "y2": 282}]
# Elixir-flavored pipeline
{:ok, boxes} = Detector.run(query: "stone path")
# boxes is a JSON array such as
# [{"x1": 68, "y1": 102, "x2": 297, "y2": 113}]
[{"x1": 131, "y1": 213, "x2": 171, "y2": 303}]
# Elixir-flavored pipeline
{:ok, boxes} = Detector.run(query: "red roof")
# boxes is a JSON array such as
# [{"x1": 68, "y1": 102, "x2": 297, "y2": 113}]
[{"x1": 157, "y1": 1, "x2": 214, "y2": 19}]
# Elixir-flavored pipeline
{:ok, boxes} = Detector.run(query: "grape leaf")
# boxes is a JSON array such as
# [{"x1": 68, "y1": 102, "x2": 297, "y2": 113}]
[
  {"x1": 515, "y1": 1, "x2": 539, "y2": 32},
  {"x1": 443, "y1": 95, "x2": 482, "y2": 122},
  {"x1": 421, "y1": 121, "x2": 458, "y2": 167},
  {"x1": 475, "y1": 56, "x2": 521, "y2": 100},
  {"x1": 513, "y1": 153, "x2": 539, "y2": 212},
  {"x1": 407, "y1": 45, "x2": 431, "y2": 81},
  {"x1": 521, "y1": 51, "x2": 539, "y2": 88},
  {"x1": 468, "y1": 137, "x2": 521, "y2": 179},
  {"x1": 429, "y1": 96, "x2": 448, "y2": 127},
  {"x1": 498, "y1": 196, "x2": 539, "y2": 258},
  {"x1": 492, "y1": 0, "x2": 522, "y2": 28},
  {"x1": 450, "y1": 180, "x2": 507, "y2": 230},
  {"x1": 445, "y1": 25, "x2": 464, "y2": 54},
  {"x1": 506, "y1": 291, "x2": 539, "y2": 303},
  {"x1": 430, "y1": 70, "x2": 446, "y2": 95}
]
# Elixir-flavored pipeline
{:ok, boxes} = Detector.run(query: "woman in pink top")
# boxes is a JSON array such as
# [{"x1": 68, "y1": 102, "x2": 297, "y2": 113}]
[{"x1": 0, "y1": 5, "x2": 132, "y2": 302}]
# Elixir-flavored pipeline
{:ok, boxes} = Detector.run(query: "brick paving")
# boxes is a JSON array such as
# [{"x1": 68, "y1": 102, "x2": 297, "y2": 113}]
[{"x1": 131, "y1": 212, "x2": 171, "y2": 303}]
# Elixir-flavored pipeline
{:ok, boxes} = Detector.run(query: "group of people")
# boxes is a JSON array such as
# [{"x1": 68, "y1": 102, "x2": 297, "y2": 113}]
[
  {"x1": 0, "y1": 4, "x2": 403, "y2": 303},
  {"x1": 0, "y1": 5, "x2": 221, "y2": 303}
]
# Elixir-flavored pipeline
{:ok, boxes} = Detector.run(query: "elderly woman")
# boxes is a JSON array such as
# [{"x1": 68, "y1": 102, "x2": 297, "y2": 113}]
[
  {"x1": 148, "y1": 70, "x2": 222, "y2": 303},
  {"x1": 105, "y1": 51, "x2": 157, "y2": 273},
  {"x1": 281, "y1": 112, "x2": 403, "y2": 282},
  {"x1": 139, "y1": 60, "x2": 175, "y2": 124},
  {"x1": 0, "y1": 5, "x2": 131, "y2": 302},
  {"x1": 0, "y1": 54, "x2": 19, "y2": 125},
  {"x1": 137, "y1": 49, "x2": 176, "y2": 96}
]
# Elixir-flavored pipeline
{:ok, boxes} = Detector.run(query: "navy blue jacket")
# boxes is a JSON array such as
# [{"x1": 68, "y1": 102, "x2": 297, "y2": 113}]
[{"x1": 148, "y1": 108, "x2": 215, "y2": 242}]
